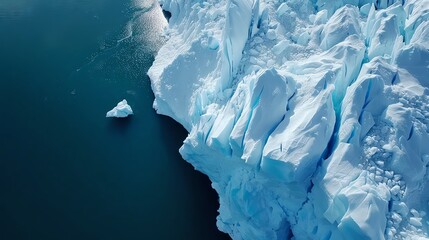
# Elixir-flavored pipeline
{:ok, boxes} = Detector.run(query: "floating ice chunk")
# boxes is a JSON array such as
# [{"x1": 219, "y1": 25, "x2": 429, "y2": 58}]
[{"x1": 106, "y1": 99, "x2": 133, "y2": 118}]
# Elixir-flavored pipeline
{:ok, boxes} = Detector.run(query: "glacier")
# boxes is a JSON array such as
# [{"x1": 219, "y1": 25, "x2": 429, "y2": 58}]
[
  {"x1": 148, "y1": 0, "x2": 429, "y2": 239},
  {"x1": 106, "y1": 99, "x2": 133, "y2": 118}
]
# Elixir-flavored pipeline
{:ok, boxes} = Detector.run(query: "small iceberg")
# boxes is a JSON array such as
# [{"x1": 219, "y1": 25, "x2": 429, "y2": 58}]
[{"x1": 106, "y1": 99, "x2": 133, "y2": 118}]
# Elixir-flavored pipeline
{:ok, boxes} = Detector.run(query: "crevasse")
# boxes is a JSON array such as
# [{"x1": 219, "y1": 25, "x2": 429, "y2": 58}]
[{"x1": 148, "y1": 0, "x2": 429, "y2": 239}]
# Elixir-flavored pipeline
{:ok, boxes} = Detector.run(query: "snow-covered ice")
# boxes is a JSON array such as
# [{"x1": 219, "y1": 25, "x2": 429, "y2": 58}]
[
  {"x1": 149, "y1": 0, "x2": 429, "y2": 239},
  {"x1": 106, "y1": 99, "x2": 133, "y2": 118}
]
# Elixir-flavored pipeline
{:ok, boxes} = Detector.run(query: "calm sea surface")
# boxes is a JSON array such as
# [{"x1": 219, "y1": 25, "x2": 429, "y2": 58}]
[{"x1": 0, "y1": 0, "x2": 229, "y2": 239}]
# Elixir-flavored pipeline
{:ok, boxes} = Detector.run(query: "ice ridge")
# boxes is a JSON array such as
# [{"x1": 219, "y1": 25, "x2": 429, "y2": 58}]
[{"x1": 149, "y1": 0, "x2": 429, "y2": 239}]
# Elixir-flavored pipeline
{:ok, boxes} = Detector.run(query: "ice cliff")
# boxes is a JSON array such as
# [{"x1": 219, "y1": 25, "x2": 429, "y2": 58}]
[{"x1": 148, "y1": 0, "x2": 429, "y2": 239}]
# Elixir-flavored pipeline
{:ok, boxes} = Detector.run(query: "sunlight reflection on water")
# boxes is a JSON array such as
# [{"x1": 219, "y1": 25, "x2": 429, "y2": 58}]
[{"x1": 126, "y1": 0, "x2": 168, "y2": 53}]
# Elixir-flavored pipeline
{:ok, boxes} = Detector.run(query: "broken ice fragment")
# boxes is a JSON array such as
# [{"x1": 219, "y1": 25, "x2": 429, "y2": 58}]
[{"x1": 106, "y1": 99, "x2": 133, "y2": 118}]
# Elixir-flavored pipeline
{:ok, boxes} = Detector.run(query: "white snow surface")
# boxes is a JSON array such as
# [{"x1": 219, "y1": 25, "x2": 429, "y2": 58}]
[
  {"x1": 106, "y1": 99, "x2": 133, "y2": 118},
  {"x1": 149, "y1": 0, "x2": 429, "y2": 239}
]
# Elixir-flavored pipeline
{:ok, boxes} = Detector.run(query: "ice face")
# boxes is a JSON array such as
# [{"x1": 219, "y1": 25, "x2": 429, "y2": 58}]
[
  {"x1": 106, "y1": 99, "x2": 133, "y2": 118},
  {"x1": 149, "y1": 0, "x2": 429, "y2": 239}
]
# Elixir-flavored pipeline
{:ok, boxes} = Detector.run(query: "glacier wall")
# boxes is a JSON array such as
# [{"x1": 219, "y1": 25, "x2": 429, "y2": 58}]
[{"x1": 148, "y1": 0, "x2": 429, "y2": 239}]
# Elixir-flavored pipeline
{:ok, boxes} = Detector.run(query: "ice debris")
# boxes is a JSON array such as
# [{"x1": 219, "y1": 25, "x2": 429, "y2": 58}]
[
  {"x1": 106, "y1": 99, "x2": 133, "y2": 118},
  {"x1": 149, "y1": 0, "x2": 429, "y2": 239}
]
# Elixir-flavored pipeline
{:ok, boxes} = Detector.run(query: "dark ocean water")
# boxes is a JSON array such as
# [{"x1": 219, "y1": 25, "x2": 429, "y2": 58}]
[{"x1": 0, "y1": 0, "x2": 229, "y2": 239}]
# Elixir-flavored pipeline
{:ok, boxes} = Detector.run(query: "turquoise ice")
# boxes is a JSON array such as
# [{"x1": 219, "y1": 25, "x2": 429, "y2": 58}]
[{"x1": 149, "y1": 0, "x2": 429, "y2": 239}]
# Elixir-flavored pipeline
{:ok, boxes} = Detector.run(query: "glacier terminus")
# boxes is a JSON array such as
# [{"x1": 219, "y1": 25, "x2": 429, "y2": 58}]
[{"x1": 148, "y1": 0, "x2": 429, "y2": 239}]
